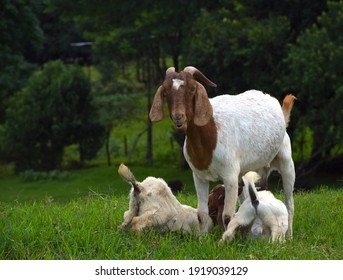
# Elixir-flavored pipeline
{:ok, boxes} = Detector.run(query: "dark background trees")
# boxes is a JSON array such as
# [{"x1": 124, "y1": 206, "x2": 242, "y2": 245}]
[
  {"x1": 2, "y1": 60, "x2": 104, "y2": 171},
  {"x1": 0, "y1": 0, "x2": 342, "y2": 176}
]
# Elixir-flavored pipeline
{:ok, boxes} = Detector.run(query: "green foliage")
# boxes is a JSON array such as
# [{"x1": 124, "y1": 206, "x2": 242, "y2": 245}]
[
  {"x1": 0, "y1": 0, "x2": 43, "y2": 121},
  {"x1": 3, "y1": 60, "x2": 105, "y2": 172},
  {"x1": 285, "y1": 1, "x2": 343, "y2": 164},
  {"x1": 183, "y1": 8, "x2": 291, "y2": 95},
  {"x1": 292, "y1": 126, "x2": 314, "y2": 163},
  {"x1": 0, "y1": 0, "x2": 342, "y2": 174}
]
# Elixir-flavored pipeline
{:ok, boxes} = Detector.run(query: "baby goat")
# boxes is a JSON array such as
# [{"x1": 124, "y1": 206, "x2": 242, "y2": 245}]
[
  {"x1": 150, "y1": 66, "x2": 295, "y2": 240},
  {"x1": 220, "y1": 172, "x2": 288, "y2": 243},
  {"x1": 208, "y1": 184, "x2": 225, "y2": 228},
  {"x1": 118, "y1": 163, "x2": 199, "y2": 234},
  {"x1": 208, "y1": 179, "x2": 256, "y2": 228}
]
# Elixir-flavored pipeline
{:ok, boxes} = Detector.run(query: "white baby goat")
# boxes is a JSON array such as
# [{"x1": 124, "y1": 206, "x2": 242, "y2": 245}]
[
  {"x1": 221, "y1": 172, "x2": 288, "y2": 243},
  {"x1": 118, "y1": 163, "x2": 199, "y2": 234}
]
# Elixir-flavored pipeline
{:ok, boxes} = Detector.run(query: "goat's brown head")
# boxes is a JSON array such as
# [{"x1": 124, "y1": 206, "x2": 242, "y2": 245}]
[{"x1": 149, "y1": 66, "x2": 217, "y2": 133}]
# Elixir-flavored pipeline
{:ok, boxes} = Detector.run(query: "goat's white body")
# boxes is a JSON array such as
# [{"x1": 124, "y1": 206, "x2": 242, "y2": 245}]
[
  {"x1": 186, "y1": 90, "x2": 285, "y2": 179},
  {"x1": 184, "y1": 90, "x2": 295, "y2": 237},
  {"x1": 222, "y1": 189, "x2": 289, "y2": 243},
  {"x1": 120, "y1": 177, "x2": 199, "y2": 233}
]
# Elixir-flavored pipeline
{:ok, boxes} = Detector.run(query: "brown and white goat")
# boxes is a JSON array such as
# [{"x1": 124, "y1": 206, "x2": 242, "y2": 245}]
[
  {"x1": 149, "y1": 66, "x2": 296, "y2": 240},
  {"x1": 117, "y1": 163, "x2": 199, "y2": 234}
]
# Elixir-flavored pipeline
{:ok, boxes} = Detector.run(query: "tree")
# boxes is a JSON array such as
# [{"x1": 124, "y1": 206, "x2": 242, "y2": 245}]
[
  {"x1": 182, "y1": 7, "x2": 292, "y2": 97},
  {"x1": 0, "y1": 0, "x2": 43, "y2": 122},
  {"x1": 94, "y1": 67, "x2": 144, "y2": 166},
  {"x1": 284, "y1": 1, "x2": 343, "y2": 174},
  {"x1": 3, "y1": 60, "x2": 105, "y2": 172}
]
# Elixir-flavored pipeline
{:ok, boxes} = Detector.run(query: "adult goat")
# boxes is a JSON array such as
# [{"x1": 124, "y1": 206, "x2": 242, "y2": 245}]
[{"x1": 149, "y1": 66, "x2": 295, "y2": 239}]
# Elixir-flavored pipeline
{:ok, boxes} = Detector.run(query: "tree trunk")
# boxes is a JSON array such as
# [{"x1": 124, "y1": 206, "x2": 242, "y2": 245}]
[{"x1": 105, "y1": 129, "x2": 111, "y2": 166}]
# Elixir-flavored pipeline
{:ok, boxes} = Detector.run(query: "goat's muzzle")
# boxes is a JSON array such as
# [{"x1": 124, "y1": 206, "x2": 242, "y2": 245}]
[{"x1": 172, "y1": 114, "x2": 187, "y2": 133}]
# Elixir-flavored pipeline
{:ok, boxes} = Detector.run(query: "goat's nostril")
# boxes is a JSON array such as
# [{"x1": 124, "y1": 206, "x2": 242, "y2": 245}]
[{"x1": 173, "y1": 114, "x2": 184, "y2": 122}]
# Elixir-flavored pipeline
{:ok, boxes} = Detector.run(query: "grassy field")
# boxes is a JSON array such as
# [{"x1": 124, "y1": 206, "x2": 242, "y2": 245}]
[
  {"x1": 0, "y1": 164, "x2": 195, "y2": 203},
  {"x1": 0, "y1": 164, "x2": 342, "y2": 260}
]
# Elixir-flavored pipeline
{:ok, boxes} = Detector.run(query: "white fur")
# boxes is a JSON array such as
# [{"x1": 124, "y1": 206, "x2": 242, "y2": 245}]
[
  {"x1": 220, "y1": 172, "x2": 288, "y2": 243},
  {"x1": 119, "y1": 176, "x2": 199, "y2": 234},
  {"x1": 172, "y1": 78, "x2": 184, "y2": 90},
  {"x1": 184, "y1": 90, "x2": 295, "y2": 238}
]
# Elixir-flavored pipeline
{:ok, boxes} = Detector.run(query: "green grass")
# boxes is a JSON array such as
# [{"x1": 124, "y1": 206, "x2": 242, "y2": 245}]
[
  {"x1": 0, "y1": 164, "x2": 195, "y2": 203},
  {"x1": 0, "y1": 163, "x2": 342, "y2": 259},
  {"x1": 0, "y1": 182, "x2": 342, "y2": 259}
]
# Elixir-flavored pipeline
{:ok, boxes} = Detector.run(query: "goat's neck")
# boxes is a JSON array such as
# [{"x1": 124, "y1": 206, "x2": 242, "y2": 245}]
[{"x1": 185, "y1": 118, "x2": 217, "y2": 170}]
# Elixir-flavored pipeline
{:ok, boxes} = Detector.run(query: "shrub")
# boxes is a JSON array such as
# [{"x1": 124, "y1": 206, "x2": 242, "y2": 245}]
[{"x1": 3, "y1": 60, "x2": 105, "y2": 172}]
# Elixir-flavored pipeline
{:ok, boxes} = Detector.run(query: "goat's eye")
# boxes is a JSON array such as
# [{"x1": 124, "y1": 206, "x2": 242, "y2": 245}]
[{"x1": 191, "y1": 85, "x2": 196, "y2": 93}]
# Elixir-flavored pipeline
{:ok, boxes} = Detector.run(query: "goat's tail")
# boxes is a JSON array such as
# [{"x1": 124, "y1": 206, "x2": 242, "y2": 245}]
[
  {"x1": 282, "y1": 94, "x2": 296, "y2": 128},
  {"x1": 248, "y1": 183, "x2": 259, "y2": 212},
  {"x1": 241, "y1": 172, "x2": 261, "y2": 207}
]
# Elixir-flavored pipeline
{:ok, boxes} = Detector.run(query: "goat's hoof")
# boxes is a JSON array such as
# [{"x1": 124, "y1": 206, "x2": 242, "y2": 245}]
[
  {"x1": 117, "y1": 223, "x2": 130, "y2": 232},
  {"x1": 223, "y1": 215, "x2": 231, "y2": 228},
  {"x1": 218, "y1": 239, "x2": 225, "y2": 246},
  {"x1": 286, "y1": 230, "x2": 293, "y2": 240},
  {"x1": 117, "y1": 224, "x2": 124, "y2": 231},
  {"x1": 132, "y1": 226, "x2": 143, "y2": 235}
]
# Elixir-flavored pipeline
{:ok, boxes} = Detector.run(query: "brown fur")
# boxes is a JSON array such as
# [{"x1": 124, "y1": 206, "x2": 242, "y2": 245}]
[
  {"x1": 149, "y1": 68, "x2": 217, "y2": 170},
  {"x1": 186, "y1": 119, "x2": 217, "y2": 170},
  {"x1": 209, "y1": 176, "x2": 265, "y2": 229},
  {"x1": 282, "y1": 94, "x2": 297, "y2": 127},
  {"x1": 208, "y1": 185, "x2": 225, "y2": 227}
]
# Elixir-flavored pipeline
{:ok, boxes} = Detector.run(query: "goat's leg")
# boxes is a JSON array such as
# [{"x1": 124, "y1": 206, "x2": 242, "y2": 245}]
[
  {"x1": 131, "y1": 210, "x2": 158, "y2": 234},
  {"x1": 222, "y1": 176, "x2": 239, "y2": 228},
  {"x1": 118, "y1": 209, "x2": 135, "y2": 230},
  {"x1": 220, "y1": 218, "x2": 240, "y2": 243},
  {"x1": 220, "y1": 203, "x2": 255, "y2": 244},
  {"x1": 193, "y1": 173, "x2": 212, "y2": 232},
  {"x1": 272, "y1": 134, "x2": 295, "y2": 239},
  {"x1": 118, "y1": 194, "x2": 139, "y2": 231}
]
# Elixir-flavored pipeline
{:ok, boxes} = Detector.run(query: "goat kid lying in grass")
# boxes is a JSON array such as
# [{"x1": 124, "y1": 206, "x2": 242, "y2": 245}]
[
  {"x1": 117, "y1": 163, "x2": 199, "y2": 234},
  {"x1": 213, "y1": 172, "x2": 288, "y2": 243}
]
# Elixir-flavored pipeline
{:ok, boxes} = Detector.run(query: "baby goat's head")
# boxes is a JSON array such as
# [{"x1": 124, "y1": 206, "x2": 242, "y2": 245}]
[{"x1": 149, "y1": 66, "x2": 217, "y2": 133}]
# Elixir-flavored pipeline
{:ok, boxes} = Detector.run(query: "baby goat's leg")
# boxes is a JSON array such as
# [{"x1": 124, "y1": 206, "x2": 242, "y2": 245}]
[
  {"x1": 220, "y1": 217, "x2": 241, "y2": 243},
  {"x1": 270, "y1": 226, "x2": 285, "y2": 243},
  {"x1": 118, "y1": 194, "x2": 139, "y2": 230},
  {"x1": 220, "y1": 203, "x2": 255, "y2": 243},
  {"x1": 193, "y1": 173, "x2": 212, "y2": 232},
  {"x1": 131, "y1": 211, "x2": 158, "y2": 234}
]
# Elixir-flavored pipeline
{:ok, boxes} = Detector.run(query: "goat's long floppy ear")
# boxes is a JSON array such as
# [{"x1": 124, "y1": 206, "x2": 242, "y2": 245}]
[
  {"x1": 149, "y1": 85, "x2": 164, "y2": 122},
  {"x1": 194, "y1": 82, "x2": 213, "y2": 126}
]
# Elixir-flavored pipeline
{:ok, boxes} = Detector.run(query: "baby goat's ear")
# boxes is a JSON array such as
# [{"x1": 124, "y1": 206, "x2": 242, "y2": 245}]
[
  {"x1": 194, "y1": 82, "x2": 213, "y2": 126},
  {"x1": 149, "y1": 85, "x2": 164, "y2": 122}
]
